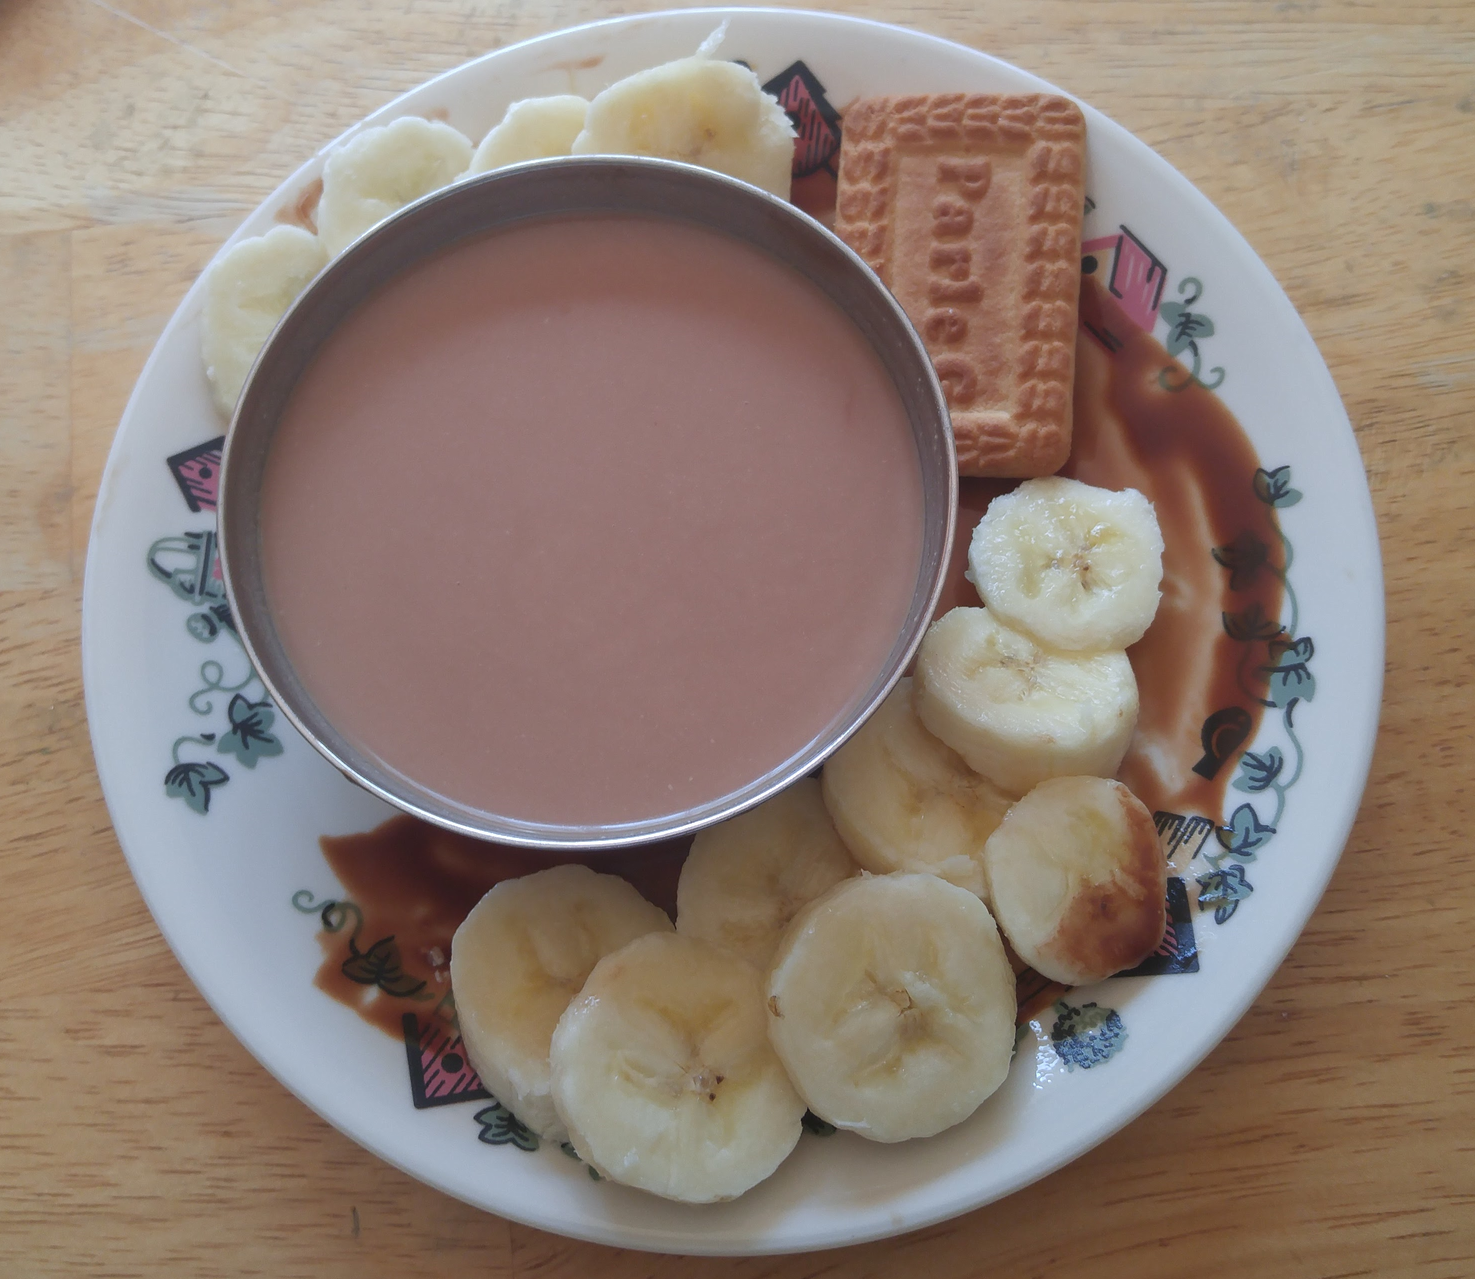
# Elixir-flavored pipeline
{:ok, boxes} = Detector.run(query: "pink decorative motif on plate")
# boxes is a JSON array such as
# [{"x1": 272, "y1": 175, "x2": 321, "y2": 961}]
[
  {"x1": 402, "y1": 1011, "x2": 490, "y2": 1109},
  {"x1": 167, "y1": 436, "x2": 225, "y2": 513},
  {"x1": 1081, "y1": 227, "x2": 1167, "y2": 332}
]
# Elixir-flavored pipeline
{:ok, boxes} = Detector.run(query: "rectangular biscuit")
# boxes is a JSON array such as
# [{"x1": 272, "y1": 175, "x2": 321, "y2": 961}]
[{"x1": 834, "y1": 94, "x2": 1086, "y2": 477}]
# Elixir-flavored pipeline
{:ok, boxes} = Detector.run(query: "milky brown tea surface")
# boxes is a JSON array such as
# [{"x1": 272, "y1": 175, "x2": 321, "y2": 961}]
[{"x1": 259, "y1": 214, "x2": 924, "y2": 826}]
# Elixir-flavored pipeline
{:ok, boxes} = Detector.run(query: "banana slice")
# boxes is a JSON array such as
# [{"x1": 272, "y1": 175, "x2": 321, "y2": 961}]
[
  {"x1": 914, "y1": 606, "x2": 1139, "y2": 797},
  {"x1": 450, "y1": 864, "x2": 673, "y2": 1140},
  {"x1": 676, "y1": 778, "x2": 856, "y2": 970},
  {"x1": 570, "y1": 51, "x2": 796, "y2": 199},
  {"x1": 316, "y1": 116, "x2": 473, "y2": 256},
  {"x1": 766, "y1": 874, "x2": 1016, "y2": 1143},
  {"x1": 969, "y1": 476, "x2": 1165, "y2": 652},
  {"x1": 469, "y1": 96, "x2": 589, "y2": 173},
  {"x1": 983, "y1": 776, "x2": 1167, "y2": 985},
  {"x1": 550, "y1": 932, "x2": 805, "y2": 1203},
  {"x1": 200, "y1": 224, "x2": 327, "y2": 417},
  {"x1": 820, "y1": 679, "x2": 1013, "y2": 899}
]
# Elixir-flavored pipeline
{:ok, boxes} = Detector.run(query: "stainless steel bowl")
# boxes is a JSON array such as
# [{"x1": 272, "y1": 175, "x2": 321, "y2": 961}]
[{"x1": 219, "y1": 156, "x2": 956, "y2": 850}]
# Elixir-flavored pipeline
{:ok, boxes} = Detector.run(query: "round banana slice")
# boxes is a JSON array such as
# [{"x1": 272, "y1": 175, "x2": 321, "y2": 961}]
[
  {"x1": 201, "y1": 224, "x2": 327, "y2": 416},
  {"x1": 914, "y1": 606, "x2": 1139, "y2": 797},
  {"x1": 676, "y1": 778, "x2": 856, "y2": 970},
  {"x1": 969, "y1": 476, "x2": 1165, "y2": 652},
  {"x1": 316, "y1": 116, "x2": 473, "y2": 256},
  {"x1": 450, "y1": 864, "x2": 673, "y2": 1140},
  {"x1": 983, "y1": 776, "x2": 1167, "y2": 985},
  {"x1": 821, "y1": 678, "x2": 1013, "y2": 899},
  {"x1": 570, "y1": 54, "x2": 796, "y2": 199},
  {"x1": 550, "y1": 932, "x2": 805, "y2": 1203},
  {"x1": 766, "y1": 874, "x2": 1016, "y2": 1143},
  {"x1": 469, "y1": 95, "x2": 589, "y2": 173}
]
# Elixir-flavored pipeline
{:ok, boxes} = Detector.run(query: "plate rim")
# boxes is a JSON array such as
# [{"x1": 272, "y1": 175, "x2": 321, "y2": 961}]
[{"x1": 80, "y1": 4, "x2": 1386, "y2": 1255}]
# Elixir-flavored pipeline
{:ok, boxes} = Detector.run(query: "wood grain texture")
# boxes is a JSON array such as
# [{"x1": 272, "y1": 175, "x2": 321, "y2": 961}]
[{"x1": 1, "y1": 0, "x2": 1471, "y2": 1275}]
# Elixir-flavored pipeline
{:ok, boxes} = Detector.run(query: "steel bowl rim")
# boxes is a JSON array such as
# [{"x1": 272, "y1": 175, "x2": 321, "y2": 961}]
[{"x1": 218, "y1": 154, "x2": 957, "y2": 850}]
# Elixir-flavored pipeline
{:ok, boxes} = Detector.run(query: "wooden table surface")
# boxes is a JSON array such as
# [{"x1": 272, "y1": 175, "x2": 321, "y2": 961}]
[{"x1": 3, "y1": 0, "x2": 1472, "y2": 1274}]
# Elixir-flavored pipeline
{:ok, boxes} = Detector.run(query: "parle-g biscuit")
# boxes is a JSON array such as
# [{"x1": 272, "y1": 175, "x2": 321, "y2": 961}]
[{"x1": 834, "y1": 94, "x2": 1086, "y2": 477}]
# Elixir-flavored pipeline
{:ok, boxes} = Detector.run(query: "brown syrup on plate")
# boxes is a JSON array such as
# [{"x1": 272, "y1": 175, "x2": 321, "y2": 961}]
[
  {"x1": 307, "y1": 274, "x2": 1284, "y2": 1033},
  {"x1": 311, "y1": 818, "x2": 689, "y2": 1037}
]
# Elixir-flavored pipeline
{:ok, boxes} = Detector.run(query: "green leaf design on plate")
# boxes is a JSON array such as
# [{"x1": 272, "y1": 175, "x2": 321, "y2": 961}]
[
  {"x1": 217, "y1": 694, "x2": 284, "y2": 768},
  {"x1": 1253, "y1": 465, "x2": 1303, "y2": 508},
  {"x1": 1267, "y1": 663, "x2": 1315, "y2": 707},
  {"x1": 1232, "y1": 747, "x2": 1285, "y2": 794},
  {"x1": 1263, "y1": 636, "x2": 1315, "y2": 707},
  {"x1": 1158, "y1": 300, "x2": 1215, "y2": 357},
  {"x1": 1197, "y1": 865, "x2": 1254, "y2": 924},
  {"x1": 164, "y1": 760, "x2": 229, "y2": 813},
  {"x1": 1212, "y1": 531, "x2": 1271, "y2": 591},
  {"x1": 341, "y1": 935, "x2": 427, "y2": 999},
  {"x1": 1222, "y1": 600, "x2": 1284, "y2": 642},
  {"x1": 474, "y1": 1100, "x2": 539, "y2": 1152},
  {"x1": 1050, "y1": 1001, "x2": 1127, "y2": 1070},
  {"x1": 1216, "y1": 803, "x2": 1277, "y2": 861}
]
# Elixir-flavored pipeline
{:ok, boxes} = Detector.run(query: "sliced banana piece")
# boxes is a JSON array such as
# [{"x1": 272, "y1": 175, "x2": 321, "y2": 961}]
[
  {"x1": 450, "y1": 864, "x2": 673, "y2": 1140},
  {"x1": 550, "y1": 932, "x2": 805, "y2": 1203},
  {"x1": 676, "y1": 778, "x2": 856, "y2": 970},
  {"x1": 200, "y1": 224, "x2": 327, "y2": 417},
  {"x1": 821, "y1": 679, "x2": 1013, "y2": 899},
  {"x1": 969, "y1": 476, "x2": 1165, "y2": 652},
  {"x1": 983, "y1": 776, "x2": 1167, "y2": 985},
  {"x1": 317, "y1": 116, "x2": 473, "y2": 256},
  {"x1": 571, "y1": 52, "x2": 796, "y2": 199},
  {"x1": 469, "y1": 96, "x2": 589, "y2": 173},
  {"x1": 914, "y1": 606, "x2": 1139, "y2": 797},
  {"x1": 766, "y1": 874, "x2": 1016, "y2": 1143}
]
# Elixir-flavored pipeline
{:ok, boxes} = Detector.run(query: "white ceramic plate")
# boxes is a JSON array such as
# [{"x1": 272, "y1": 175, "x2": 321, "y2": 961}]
[{"x1": 82, "y1": 6, "x2": 1383, "y2": 1255}]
